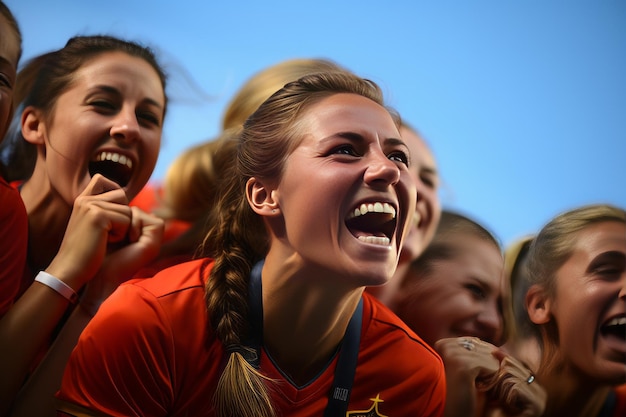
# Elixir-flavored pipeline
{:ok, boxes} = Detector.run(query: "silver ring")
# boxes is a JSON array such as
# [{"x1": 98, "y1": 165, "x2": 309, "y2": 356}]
[
  {"x1": 460, "y1": 339, "x2": 475, "y2": 351},
  {"x1": 526, "y1": 374, "x2": 535, "y2": 384}
]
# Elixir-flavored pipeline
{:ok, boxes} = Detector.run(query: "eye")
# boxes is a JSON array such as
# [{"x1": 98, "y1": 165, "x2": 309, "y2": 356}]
[
  {"x1": 594, "y1": 264, "x2": 624, "y2": 280},
  {"x1": 89, "y1": 100, "x2": 116, "y2": 112},
  {"x1": 331, "y1": 144, "x2": 359, "y2": 157},
  {"x1": 388, "y1": 150, "x2": 409, "y2": 166},
  {"x1": 466, "y1": 283, "x2": 486, "y2": 300},
  {"x1": 420, "y1": 173, "x2": 439, "y2": 190},
  {"x1": 137, "y1": 111, "x2": 161, "y2": 127},
  {"x1": 0, "y1": 73, "x2": 13, "y2": 89}
]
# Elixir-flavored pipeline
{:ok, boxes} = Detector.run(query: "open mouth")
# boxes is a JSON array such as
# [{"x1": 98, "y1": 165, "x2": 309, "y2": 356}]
[
  {"x1": 600, "y1": 314, "x2": 626, "y2": 344},
  {"x1": 345, "y1": 202, "x2": 397, "y2": 246},
  {"x1": 88, "y1": 151, "x2": 134, "y2": 188}
]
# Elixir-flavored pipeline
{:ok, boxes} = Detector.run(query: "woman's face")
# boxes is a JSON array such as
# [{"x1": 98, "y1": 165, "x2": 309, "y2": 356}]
[
  {"x1": 549, "y1": 221, "x2": 626, "y2": 384},
  {"x1": 271, "y1": 93, "x2": 416, "y2": 287},
  {"x1": 399, "y1": 125, "x2": 441, "y2": 262},
  {"x1": 0, "y1": 15, "x2": 20, "y2": 138},
  {"x1": 29, "y1": 51, "x2": 164, "y2": 203},
  {"x1": 394, "y1": 234, "x2": 504, "y2": 346}
]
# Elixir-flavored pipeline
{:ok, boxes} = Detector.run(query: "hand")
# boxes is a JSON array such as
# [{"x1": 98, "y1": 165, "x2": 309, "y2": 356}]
[
  {"x1": 435, "y1": 337, "x2": 501, "y2": 417},
  {"x1": 80, "y1": 205, "x2": 164, "y2": 314},
  {"x1": 483, "y1": 351, "x2": 546, "y2": 417},
  {"x1": 46, "y1": 174, "x2": 133, "y2": 290}
]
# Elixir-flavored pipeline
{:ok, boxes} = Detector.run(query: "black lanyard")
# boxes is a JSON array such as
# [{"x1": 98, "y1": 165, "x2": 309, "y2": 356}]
[{"x1": 246, "y1": 260, "x2": 363, "y2": 416}]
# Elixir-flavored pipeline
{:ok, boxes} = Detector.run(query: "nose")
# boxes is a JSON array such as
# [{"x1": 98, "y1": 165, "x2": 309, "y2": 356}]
[
  {"x1": 619, "y1": 270, "x2": 626, "y2": 300},
  {"x1": 110, "y1": 107, "x2": 140, "y2": 143},
  {"x1": 364, "y1": 150, "x2": 401, "y2": 187}
]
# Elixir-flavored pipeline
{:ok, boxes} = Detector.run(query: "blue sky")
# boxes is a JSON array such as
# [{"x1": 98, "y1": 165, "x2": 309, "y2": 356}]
[{"x1": 7, "y1": 0, "x2": 625, "y2": 247}]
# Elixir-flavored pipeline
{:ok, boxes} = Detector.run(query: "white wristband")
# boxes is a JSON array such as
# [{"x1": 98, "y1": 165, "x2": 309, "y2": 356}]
[{"x1": 34, "y1": 271, "x2": 78, "y2": 304}]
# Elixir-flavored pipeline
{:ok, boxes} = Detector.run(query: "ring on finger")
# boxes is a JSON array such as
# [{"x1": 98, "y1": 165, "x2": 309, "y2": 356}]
[{"x1": 460, "y1": 338, "x2": 475, "y2": 351}]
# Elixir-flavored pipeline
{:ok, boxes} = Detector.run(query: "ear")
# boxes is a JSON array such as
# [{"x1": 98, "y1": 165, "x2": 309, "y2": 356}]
[
  {"x1": 246, "y1": 177, "x2": 281, "y2": 217},
  {"x1": 21, "y1": 106, "x2": 46, "y2": 145},
  {"x1": 525, "y1": 284, "x2": 552, "y2": 325}
]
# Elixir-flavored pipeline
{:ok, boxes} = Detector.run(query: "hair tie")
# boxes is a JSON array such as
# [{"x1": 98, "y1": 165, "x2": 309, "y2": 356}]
[{"x1": 224, "y1": 344, "x2": 259, "y2": 366}]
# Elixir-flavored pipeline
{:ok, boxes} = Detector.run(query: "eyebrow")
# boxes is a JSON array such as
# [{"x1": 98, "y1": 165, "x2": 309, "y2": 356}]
[
  {"x1": 91, "y1": 85, "x2": 163, "y2": 109},
  {"x1": 334, "y1": 131, "x2": 407, "y2": 148},
  {"x1": 588, "y1": 251, "x2": 626, "y2": 269}
]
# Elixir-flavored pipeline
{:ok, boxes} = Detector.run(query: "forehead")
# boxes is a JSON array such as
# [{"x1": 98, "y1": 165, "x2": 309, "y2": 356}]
[
  {"x1": 300, "y1": 93, "x2": 400, "y2": 139},
  {"x1": 570, "y1": 221, "x2": 626, "y2": 259},
  {"x1": 69, "y1": 51, "x2": 164, "y2": 102}
]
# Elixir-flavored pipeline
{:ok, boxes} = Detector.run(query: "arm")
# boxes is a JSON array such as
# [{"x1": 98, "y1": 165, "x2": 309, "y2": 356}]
[
  {"x1": 5, "y1": 175, "x2": 163, "y2": 417},
  {"x1": 56, "y1": 283, "x2": 174, "y2": 416}
]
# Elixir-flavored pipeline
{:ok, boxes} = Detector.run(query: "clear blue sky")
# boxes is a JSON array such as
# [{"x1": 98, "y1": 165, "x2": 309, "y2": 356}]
[{"x1": 7, "y1": 0, "x2": 625, "y2": 247}]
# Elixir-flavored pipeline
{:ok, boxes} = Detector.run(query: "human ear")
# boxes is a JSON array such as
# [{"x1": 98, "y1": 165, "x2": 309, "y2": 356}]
[
  {"x1": 246, "y1": 177, "x2": 280, "y2": 217},
  {"x1": 525, "y1": 284, "x2": 552, "y2": 324},
  {"x1": 21, "y1": 106, "x2": 46, "y2": 145}
]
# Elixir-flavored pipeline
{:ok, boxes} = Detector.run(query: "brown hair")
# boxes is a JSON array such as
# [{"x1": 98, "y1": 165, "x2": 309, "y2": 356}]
[{"x1": 204, "y1": 70, "x2": 393, "y2": 417}]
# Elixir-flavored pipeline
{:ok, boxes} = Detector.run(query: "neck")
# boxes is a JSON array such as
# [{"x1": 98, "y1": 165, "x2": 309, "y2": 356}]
[
  {"x1": 538, "y1": 359, "x2": 612, "y2": 417},
  {"x1": 260, "y1": 251, "x2": 363, "y2": 385},
  {"x1": 21, "y1": 177, "x2": 71, "y2": 271}
]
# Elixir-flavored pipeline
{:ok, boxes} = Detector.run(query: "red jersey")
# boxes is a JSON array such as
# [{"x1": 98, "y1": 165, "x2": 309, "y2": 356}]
[
  {"x1": 57, "y1": 259, "x2": 446, "y2": 416},
  {"x1": 611, "y1": 384, "x2": 626, "y2": 417},
  {"x1": 0, "y1": 178, "x2": 28, "y2": 317}
]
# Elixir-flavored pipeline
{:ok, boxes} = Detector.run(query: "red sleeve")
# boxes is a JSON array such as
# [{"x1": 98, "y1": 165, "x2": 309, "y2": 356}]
[
  {"x1": 0, "y1": 180, "x2": 28, "y2": 317},
  {"x1": 56, "y1": 283, "x2": 175, "y2": 416}
]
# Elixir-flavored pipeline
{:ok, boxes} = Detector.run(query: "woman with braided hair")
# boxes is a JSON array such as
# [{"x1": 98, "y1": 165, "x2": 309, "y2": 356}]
[{"x1": 57, "y1": 70, "x2": 446, "y2": 416}]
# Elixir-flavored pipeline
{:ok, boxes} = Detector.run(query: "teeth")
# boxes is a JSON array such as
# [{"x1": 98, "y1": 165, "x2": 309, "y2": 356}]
[
  {"x1": 606, "y1": 317, "x2": 626, "y2": 327},
  {"x1": 357, "y1": 235, "x2": 391, "y2": 246},
  {"x1": 95, "y1": 152, "x2": 132, "y2": 169},
  {"x1": 348, "y1": 202, "x2": 396, "y2": 219}
]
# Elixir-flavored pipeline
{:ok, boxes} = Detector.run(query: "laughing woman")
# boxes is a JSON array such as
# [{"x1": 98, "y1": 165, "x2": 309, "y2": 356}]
[
  {"x1": 525, "y1": 204, "x2": 626, "y2": 417},
  {"x1": 57, "y1": 71, "x2": 446, "y2": 416},
  {"x1": 0, "y1": 35, "x2": 167, "y2": 416}
]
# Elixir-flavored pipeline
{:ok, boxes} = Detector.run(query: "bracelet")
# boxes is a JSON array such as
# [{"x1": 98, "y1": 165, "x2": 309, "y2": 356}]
[{"x1": 34, "y1": 271, "x2": 78, "y2": 304}]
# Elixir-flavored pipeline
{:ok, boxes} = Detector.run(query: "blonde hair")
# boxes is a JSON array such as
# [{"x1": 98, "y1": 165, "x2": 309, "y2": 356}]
[
  {"x1": 204, "y1": 71, "x2": 391, "y2": 417},
  {"x1": 221, "y1": 58, "x2": 346, "y2": 130},
  {"x1": 503, "y1": 235, "x2": 536, "y2": 344}
]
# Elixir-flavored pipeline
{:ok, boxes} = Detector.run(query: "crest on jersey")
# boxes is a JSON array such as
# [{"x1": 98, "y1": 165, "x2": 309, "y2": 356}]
[{"x1": 347, "y1": 393, "x2": 387, "y2": 417}]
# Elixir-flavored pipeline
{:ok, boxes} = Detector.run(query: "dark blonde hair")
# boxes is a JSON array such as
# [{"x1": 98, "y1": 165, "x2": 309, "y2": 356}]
[
  {"x1": 204, "y1": 70, "x2": 393, "y2": 417},
  {"x1": 526, "y1": 204, "x2": 626, "y2": 369}
]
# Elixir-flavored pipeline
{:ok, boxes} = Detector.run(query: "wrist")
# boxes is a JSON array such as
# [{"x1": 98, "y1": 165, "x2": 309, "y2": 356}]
[{"x1": 34, "y1": 271, "x2": 79, "y2": 304}]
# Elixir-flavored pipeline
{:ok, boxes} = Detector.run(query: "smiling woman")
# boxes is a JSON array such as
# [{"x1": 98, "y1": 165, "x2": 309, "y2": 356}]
[
  {"x1": 525, "y1": 204, "x2": 626, "y2": 417},
  {"x1": 0, "y1": 35, "x2": 168, "y2": 416},
  {"x1": 56, "y1": 70, "x2": 446, "y2": 417}
]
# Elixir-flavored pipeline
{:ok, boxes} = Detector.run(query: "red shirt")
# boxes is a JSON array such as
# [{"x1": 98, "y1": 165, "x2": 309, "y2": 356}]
[
  {"x1": 57, "y1": 259, "x2": 446, "y2": 416},
  {"x1": 0, "y1": 178, "x2": 28, "y2": 317}
]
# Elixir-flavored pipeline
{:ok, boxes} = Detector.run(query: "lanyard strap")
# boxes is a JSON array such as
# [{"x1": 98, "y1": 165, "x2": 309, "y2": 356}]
[{"x1": 247, "y1": 260, "x2": 362, "y2": 416}]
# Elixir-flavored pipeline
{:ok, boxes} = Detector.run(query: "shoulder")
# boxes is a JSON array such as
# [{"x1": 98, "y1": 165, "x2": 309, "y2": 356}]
[
  {"x1": 362, "y1": 292, "x2": 442, "y2": 361},
  {"x1": 355, "y1": 293, "x2": 446, "y2": 415},
  {"x1": 124, "y1": 258, "x2": 212, "y2": 298},
  {"x1": 360, "y1": 291, "x2": 445, "y2": 377}
]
